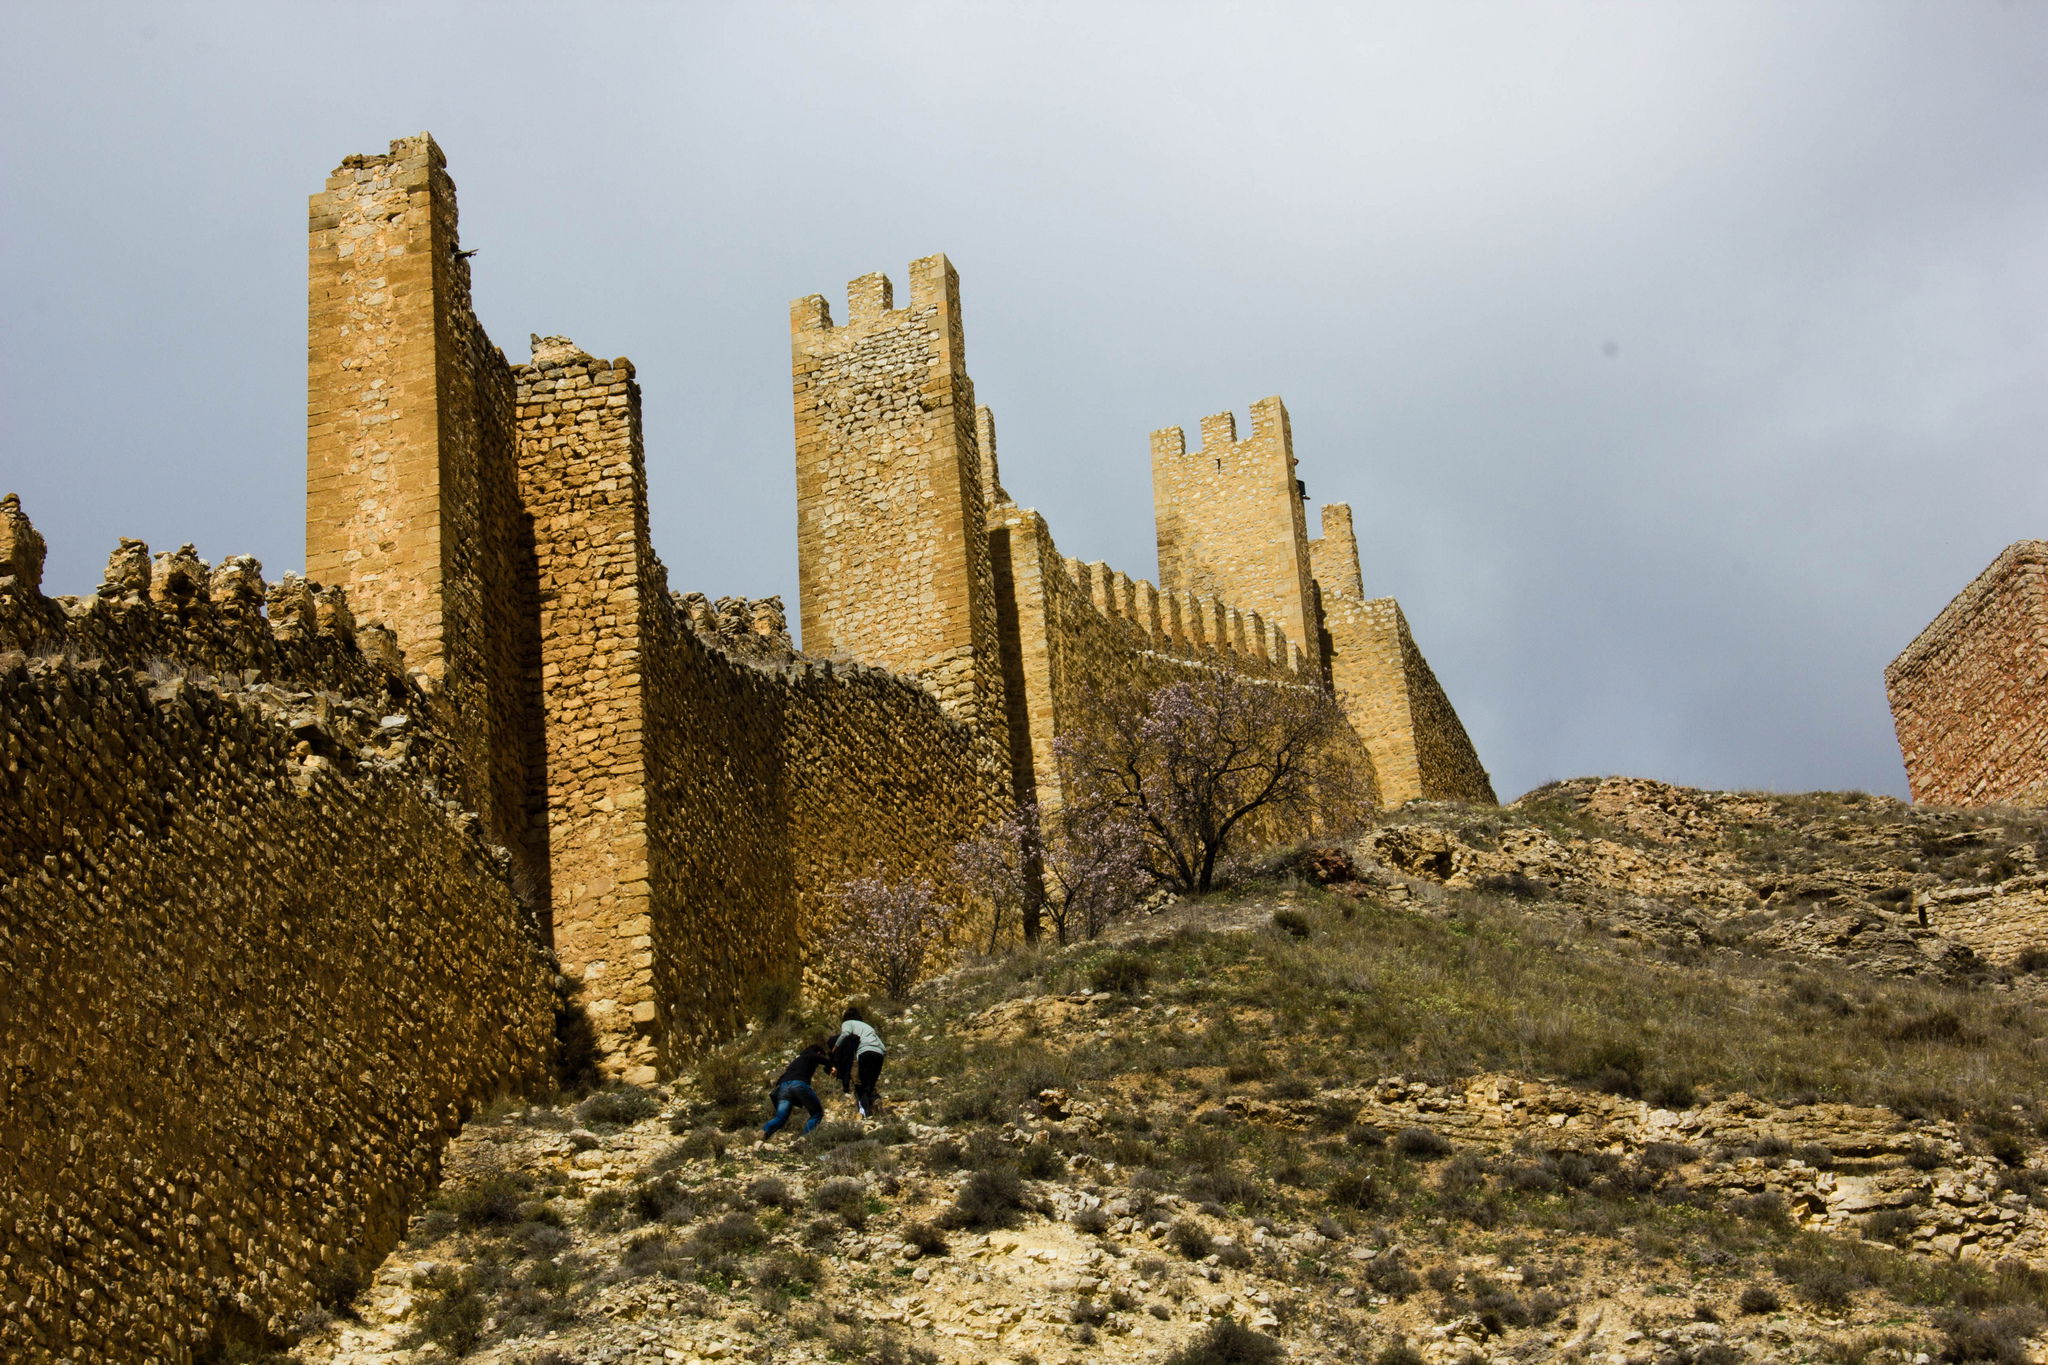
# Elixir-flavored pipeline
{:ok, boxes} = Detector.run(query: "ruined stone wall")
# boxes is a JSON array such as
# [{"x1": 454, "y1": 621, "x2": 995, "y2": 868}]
[
  {"x1": 1323, "y1": 592, "x2": 1495, "y2": 806},
  {"x1": 783, "y1": 655, "x2": 992, "y2": 967},
  {"x1": 514, "y1": 337, "x2": 997, "y2": 1067},
  {"x1": 307, "y1": 133, "x2": 543, "y2": 895},
  {"x1": 1150, "y1": 397, "x2": 1321, "y2": 673},
  {"x1": 0, "y1": 519, "x2": 554, "y2": 1361},
  {"x1": 1918, "y1": 876, "x2": 2048, "y2": 968},
  {"x1": 1887, "y1": 541, "x2": 2048, "y2": 808},
  {"x1": 640, "y1": 585, "x2": 793, "y2": 1066},
  {"x1": 1309, "y1": 502, "x2": 1364, "y2": 600},
  {"x1": 790, "y1": 258, "x2": 1008, "y2": 746},
  {"x1": 513, "y1": 340, "x2": 668, "y2": 1078}
]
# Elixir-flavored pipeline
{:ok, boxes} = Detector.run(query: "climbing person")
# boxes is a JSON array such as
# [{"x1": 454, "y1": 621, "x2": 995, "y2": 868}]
[
  {"x1": 761, "y1": 1040, "x2": 832, "y2": 1139},
  {"x1": 831, "y1": 1006, "x2": 888, "y2": 1118}
]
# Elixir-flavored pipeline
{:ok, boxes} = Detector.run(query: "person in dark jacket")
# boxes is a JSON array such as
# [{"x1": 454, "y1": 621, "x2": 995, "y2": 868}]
[
  {"x1": 830, "y1": 1007, "x2": 887, "y2": 1118},
  {"x1": 762, "y1": 1041, "x2": 832, "y2": 1138}
]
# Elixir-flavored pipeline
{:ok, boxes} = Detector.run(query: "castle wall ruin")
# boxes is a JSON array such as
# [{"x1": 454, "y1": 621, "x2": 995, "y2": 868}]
[
  {"x1": 0, "y1": 131, "x2": 1497, "y2": 1355},
  {"x1": 0, "y1": 516, "x2": 556, "y2": 1360},
  {"x1": 1887, "y1": 541, "x2": 2048, "y2": 808}
]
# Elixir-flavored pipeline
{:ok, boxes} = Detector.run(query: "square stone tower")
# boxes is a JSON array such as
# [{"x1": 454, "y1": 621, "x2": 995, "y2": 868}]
[
  {"x1": 789, "y1": 256, "x2": 1008, "y2": 743},
  {"x1": 1151, "y1": 397, "x2": 1322, "y2": 677},
  {"x1": 305, "y1": 134, "x2": 541, "y2": 882}
]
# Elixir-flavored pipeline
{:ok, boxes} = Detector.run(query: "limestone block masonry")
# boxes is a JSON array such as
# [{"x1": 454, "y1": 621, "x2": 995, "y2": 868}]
[
  {"x1": 0, "y1": 130, "x2": 1501, "y2": 1356},
  {"x1": 1887, "y1": 541, "x2": 2048, "y2": 807}
]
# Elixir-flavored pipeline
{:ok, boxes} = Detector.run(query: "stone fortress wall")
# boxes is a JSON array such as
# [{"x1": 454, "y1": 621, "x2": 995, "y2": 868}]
[
  {"x1": 0, "y1": 131, "x2": 1496, "y2": 1355},
  {"x1": 1887, "y1": 541, "x2": 2048, "y2": 809},
  {"x1": 791, "y1": 258, "x2": 1495, "y2": 818},
  {"x1": 0, "y1": 500, "x2": 557, "y2": 1359}
]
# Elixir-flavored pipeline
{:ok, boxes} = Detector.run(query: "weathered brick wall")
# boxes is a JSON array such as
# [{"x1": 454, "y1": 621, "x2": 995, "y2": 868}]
[
  {"x1": 640, "y1": 585, "x2": 793, "y2": 1065},
  {"x1": 1887, "y1": 541, "x2": 2048, "y2": 808},
  {"x1": 1150, "y1": 397, "x2": 1322, "y2": 673},
  {"x1": 1322, "y1": 591, "x2": 1495, "y2": 806},
  {"x1": 307, "y1": 133, "x2": 545, "y2": 897},
  {"x1": 790, "y1": 258, "x2": 1009, "y2": 746},
  {"x1": 0, "y1": 518, "x2": 554, "y2": 1362}
]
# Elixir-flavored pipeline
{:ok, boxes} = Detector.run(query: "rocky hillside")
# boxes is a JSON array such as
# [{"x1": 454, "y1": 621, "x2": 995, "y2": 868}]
[{"x1": 285, "y1": 780, "x2": 2048, "y2": 1365}]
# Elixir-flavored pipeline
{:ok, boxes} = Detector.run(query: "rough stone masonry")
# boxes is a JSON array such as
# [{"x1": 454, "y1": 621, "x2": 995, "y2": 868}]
[
  {"x1": 306, "y1": 132, "x2": 1496, "y2": 1075},
  {"x1": 1888, "y1": 540, "x2": 2048, "y2": 808},
  {"x1": 0, "y1": 131, "x2": 1497, "y2": 1358}
]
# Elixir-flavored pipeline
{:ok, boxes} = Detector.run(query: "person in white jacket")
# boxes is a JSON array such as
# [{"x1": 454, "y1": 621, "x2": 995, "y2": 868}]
[{"x1": 831, "y1": 1006, "x2": 888, "y2": 1118}]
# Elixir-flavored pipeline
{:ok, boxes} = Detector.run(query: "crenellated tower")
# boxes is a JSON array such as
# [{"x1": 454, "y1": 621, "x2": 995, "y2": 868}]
[
  {"x1": 1150, "y1": 396, "x2": 1323, "y2": 678},
  {"x1": 789, "y1": 257, "x2": 1008, "y2": 749}
]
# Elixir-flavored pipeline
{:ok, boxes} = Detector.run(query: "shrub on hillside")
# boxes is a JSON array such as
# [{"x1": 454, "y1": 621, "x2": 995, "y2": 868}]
[
  {"x1": 1162, "y1": 1317, "x2": 1285, "y2": 1365},
  {"x1": 578, "y1": 1084, "x2": 659, "y2": 1130},
  {"x1": 1091, "y1": 951, "x2": 1151, "y2": 994},
  {"x1": 946, "y1": 1166, "x2": 1026, "y2": 1230}
]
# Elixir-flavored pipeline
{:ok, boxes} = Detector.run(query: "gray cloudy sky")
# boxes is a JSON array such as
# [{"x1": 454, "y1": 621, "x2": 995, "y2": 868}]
[{"x1": 4, "y1": 2, "x2": 2044, "y2": 802}]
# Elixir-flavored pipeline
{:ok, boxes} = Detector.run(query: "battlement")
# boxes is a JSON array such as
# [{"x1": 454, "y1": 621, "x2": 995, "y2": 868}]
[
  {"x1": 1052, "y1": 549, "x2": 1304, "y2": 675},
  {"x1": 1151, "y1": 396, "x2": 1292, "y2": 468},
  {"x1": 789, "y1": 254, "x2": 962, "y2": 338}
]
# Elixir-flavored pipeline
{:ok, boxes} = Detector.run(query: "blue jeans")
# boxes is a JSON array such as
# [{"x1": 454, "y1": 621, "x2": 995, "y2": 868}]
[{"x1": 763, "y1": 1080, "x2": 823, "y2": 1137}]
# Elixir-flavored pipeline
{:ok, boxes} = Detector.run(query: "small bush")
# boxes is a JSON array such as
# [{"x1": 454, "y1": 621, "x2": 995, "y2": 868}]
[
  {"x1": 1167, "y1": 1218, "x2": 1215, "y2": 1259},
  {"x1": 1641, "y1": 1142, "x2": 1699, "y2": 1171},
  {"x1": 1015, "y1": 1140, "x2": 1066, "y2": 1179},
  {"x1": 1091, "y1": 952, "x2": 1152, "y2": 994},
  {"x1": 1738, "y1": 1284, "x2": 1781, "y2": 1315},
  {"x1": 1864, "y1": 1208, "x2": 1917, "y2": 1246},
  {"x1": 630, "y1": 1174, "x2": 693, "y2": 1225},
  {"x1": 811, "y1": 1177, "x2": 869, "y2": 1224},
  {"x1": 1474, "y1": 872, "x2": 1549, "y2": 901},
  {"x1": 578, "y1": 1085, "x2": 659, "y2": 1130},
  {"x1": 1366, "y1": 1252, "x2": 1422, "y2": 1299},
  {"x1": 1271, "y1": 909, "x2": 1312, "y2": 939},
  {"x1": 1072, "y1": 1204, "x2": 1110, "y2": 1234},
  {"x1": 1375, "y1": 1345, "x2": 1427, "y2": 1365},
  {"x1": 748, "y1": 1175, "x2": 795, "y2": 1210},
  {"x1": 807, "y1": 1120, "x2": 870, "y2": 1150},
  {"x1": 1937, "y1": 1308, "x2": 2045, "y2": 1365},
  {"x1": 664, "y1": 1124, "x2": 729, "y2": 1160},
  {"x1": 1392, "y1": 1127, "x2": 1452, "y2": 1160},
  {"x1": 620, "y1": 1230, "x2": 689, "y2": 1280},
  {"x1": 1162, "y1": 1317, "x2": 1286, "y2": 1365},
  {"x1": 433, "y1": 1170, "x2": 543, "y2": 1231},
  {"x1": 410, "y1": 1265, "x2": 491, "y2": 1354},
  {"x1": 905, "y1": 1220, "x2": 951, "y2": 1256},
  {"x1": 685, "y1": 1212, "x2": 765, "y2": 1257},
  {"x1": 751, "y1": 1248, "x2": 822, "y2": 1299},
  {"x1": 947, "y1": 1167, "x2": 1026, "y2": 1230}
]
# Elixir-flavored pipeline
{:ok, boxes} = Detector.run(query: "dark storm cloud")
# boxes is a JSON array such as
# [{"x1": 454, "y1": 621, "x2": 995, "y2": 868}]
[{"x1": 3, "y1": 1, "x2": 2042, "y2": 800}]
